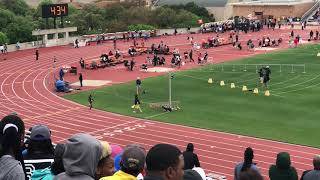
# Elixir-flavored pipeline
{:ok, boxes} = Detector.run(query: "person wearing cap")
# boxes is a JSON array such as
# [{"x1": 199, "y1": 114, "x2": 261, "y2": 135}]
[
  {"x1": 23, "y1": 125, "x2": 54, "y2": 170},
  {"x1": 300, "y1": 155, "x2": 320, "y2": 180},
  {"x1": 100, "y1": 145, "x2": 146, "y2": 180},
  {"x1": 54, "y1": 133, "x2": 104, "y2": 180},
  {"x1": 234, "y1": 147, "x2": 261, "y2": 180},
  {"x1": 144, "y1": 143, "x2": 184, "y2": 180},
  {"x1": 95, "y1": 141, "x2": 114, "y2": 180}
]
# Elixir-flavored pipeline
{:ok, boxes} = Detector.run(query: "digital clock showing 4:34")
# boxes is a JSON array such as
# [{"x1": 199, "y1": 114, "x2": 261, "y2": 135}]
[{"x1": 42, "y1": 4, "x2": 69, "y2": 18}]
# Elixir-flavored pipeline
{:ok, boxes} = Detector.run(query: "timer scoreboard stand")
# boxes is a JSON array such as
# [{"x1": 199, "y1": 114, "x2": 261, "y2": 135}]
[{"x1": 42, "y1": 4, "x2": 69, "y2": 29}]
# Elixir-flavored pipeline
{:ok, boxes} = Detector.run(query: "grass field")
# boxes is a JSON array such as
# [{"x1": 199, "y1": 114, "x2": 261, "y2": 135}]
[{"x1": 64, "y1": 45, "x2": 320, "y2": 148}]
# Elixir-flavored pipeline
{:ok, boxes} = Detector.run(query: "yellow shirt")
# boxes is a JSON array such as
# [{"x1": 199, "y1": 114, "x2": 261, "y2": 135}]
[{"x1": 100, "y1": 170, "x2": 137, "y2": 180}]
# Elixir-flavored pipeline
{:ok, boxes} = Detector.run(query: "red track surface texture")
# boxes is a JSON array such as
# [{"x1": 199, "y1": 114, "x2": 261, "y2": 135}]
[{"x1": 0, "y1": 28, "x2": 319, "y2": 179}]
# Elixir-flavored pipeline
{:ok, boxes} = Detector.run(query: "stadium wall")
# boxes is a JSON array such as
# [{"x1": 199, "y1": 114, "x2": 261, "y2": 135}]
[{"x1": 232, "y1": 2, "x2": 314, "y2": 19}]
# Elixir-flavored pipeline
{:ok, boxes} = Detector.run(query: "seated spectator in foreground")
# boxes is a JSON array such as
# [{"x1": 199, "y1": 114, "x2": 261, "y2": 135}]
[
  {"x1": 183, "y1": 169, "x2": 203, "y2": 180},
  {"x1": 31, "y1": 143, "x2": 66, "y2": 179},
  {"x1": 112, "y1": 144, "x2": 145, "y2": 173},
  {"x1": 51, "y1": 144, "x2": 66, "y2": 176},
  {"x1": 144, "y1": 144, "x2": 184, "y2": 180},
  {"x1": 183, "y1": 143, "x2": 200, "y2": 170},
  {"x1": 24, "y1": 125, "x2": 54, "y2": 169},
  {"x1": 301, "y1": 155, "x2": 320, "y2": 180},
  {"x1": 54, "y1": 133, "x2": 105, "y2": 180},
  {"x1": 100, "y1": 145, "x2": 145, "y2": 180},
  {"x1": 0, "y1": 115, "x2": 27, "y2": 180},
  {"x1": 234, "y1": 147, "x2": 261, "y2": 180},
  {"x1": 95, "y1": 141, "x2": 114, "y2": 180},
  {"x1": 239, "y1": 169, "x2": 263, "y2": 180},
  {"x1": 269, "y1": 152, "x2": 298, "y2": 180}
]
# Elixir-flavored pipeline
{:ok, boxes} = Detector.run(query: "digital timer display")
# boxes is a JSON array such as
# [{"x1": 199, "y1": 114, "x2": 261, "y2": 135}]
[{"x1": 42, "y1": 4, "x2": 68, "y2": 18}]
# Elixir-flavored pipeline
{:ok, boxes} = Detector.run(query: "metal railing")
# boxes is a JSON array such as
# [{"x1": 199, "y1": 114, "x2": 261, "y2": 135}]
[{"x1": 301, "y1": 0, "x2": 320, "y2": 22}]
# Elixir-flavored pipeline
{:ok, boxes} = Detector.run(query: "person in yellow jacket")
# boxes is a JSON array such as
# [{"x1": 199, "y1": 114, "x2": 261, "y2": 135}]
[{"x1": 100, "y1": 145, "x2": 146, "y2": 180}]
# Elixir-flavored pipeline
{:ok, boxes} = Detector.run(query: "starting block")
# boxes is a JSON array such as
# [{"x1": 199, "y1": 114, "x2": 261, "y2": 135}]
[
  {"x1": 208, "y1": 78, "x2": 213, "y2": 84},
  {"x1": 242, "y1": 85, "x2": 248, "y2": 91},
  {"x1": 231, "y1": 83, "x2": 235, "y2": 89},
  {"x1": 253, "y1": 88, "x2": 259, "y2": 94},
  {"x1": 220, "y1": 81, "x2": 225, "y2": 86},
  {"x1": 265, "y1": 90, "x2": 270, "y2": 96}
]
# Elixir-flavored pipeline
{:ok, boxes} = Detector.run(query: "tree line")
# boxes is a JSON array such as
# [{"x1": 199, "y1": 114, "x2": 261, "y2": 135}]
[{"x1": 0, "y1": 0, "x2": 214, "y2": 44}]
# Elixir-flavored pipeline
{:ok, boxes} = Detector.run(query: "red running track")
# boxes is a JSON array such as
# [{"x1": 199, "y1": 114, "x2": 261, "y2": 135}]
[{"x1": 0, "y1": 27, "x2": 319, "y2": 179}]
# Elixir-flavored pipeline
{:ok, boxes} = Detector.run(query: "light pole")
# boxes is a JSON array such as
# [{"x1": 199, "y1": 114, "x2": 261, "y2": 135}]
[{"x1": 168, "y1": 73, "x2": 173, "y2": 109}]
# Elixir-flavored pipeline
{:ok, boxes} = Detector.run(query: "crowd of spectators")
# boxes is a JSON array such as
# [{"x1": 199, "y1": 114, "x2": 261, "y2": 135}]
[{"x1": 1, "y1": 114, "x2": 319, "y2": 180}]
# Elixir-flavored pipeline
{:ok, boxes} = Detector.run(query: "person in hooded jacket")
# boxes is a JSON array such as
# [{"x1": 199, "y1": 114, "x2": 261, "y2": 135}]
[
  {"x1": 182, "y1": 143, "x2": 200, "y2": 170},
  {"x1": 269, "y1": 152, "x2": 298, "y2": 180},
  {"x1": 54, "y1": 133, "x2": 103, "y2": 180}
]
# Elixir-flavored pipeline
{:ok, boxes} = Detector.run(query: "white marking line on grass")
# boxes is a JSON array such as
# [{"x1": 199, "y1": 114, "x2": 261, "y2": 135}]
[
  {"x1": 277, "y1": 79, "x2": 320, "y2": 95},
  {"x1": 271, "y1": 74, "x2": 320, "y2": 91}
]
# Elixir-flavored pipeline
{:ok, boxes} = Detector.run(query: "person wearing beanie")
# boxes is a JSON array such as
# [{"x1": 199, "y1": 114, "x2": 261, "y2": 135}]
[
  {"x1": 234, "y1": 147, "x2": 261, "y2": 180},
  {"x1": 144, "y1": 144, "x2": 184, "y2": 180},
  {"x1": 269, "y1": 152, "x2": 298, "y2": 180},
  {"x1": 183, "y1": 143, "x2": 200, "y2": 170},
  {"x1": 300, "y1": 155, "x2": 320, "y2": 180},
  {"x1": 100, "y1": 145, "x2": 146, "y2": 180},
  {"x1": 54, "y1": 133, "x2": 103, "y2": 180}
]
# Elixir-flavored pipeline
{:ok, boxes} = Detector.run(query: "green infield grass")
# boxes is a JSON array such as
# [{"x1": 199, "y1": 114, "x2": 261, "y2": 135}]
[{"x1": 64, "y1": 45, "x2": 320, "y2": 147}]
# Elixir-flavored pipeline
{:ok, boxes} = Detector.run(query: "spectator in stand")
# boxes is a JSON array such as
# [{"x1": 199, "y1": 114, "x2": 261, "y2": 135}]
[
  {"x1": 301, "y1": 155, "x2": 320, "y2": 180},
  {"x1": 183, "y1": 169, "x2": 202, "y2": 180},
  {"x1": 144, "y1": 144, "x2": 184, "y2": 180},
  {"x1": 183, "y1": 143, "x2": 200, "y2": 170},
  {"x1": 0, "y1": 114, "x2": 27, "y2": 180},
  {"x1": 24, "y1": 125, "x2": 54, "y2": 169},
  {"x1": 54, "y1": 133, "x2": 105, "y2": 180},
  {"x1": 30, "y1": 143, "x2": 66, "y2": 179},
  {"x1": 95, "y1": 141, "x2": 114, "y2": 180},
  {"x1": 100, "y1": 144, "x2": 145, "y2": 180},
  {"x1": 239, "y1": 169, "x2": 263, "y2": 180},
  {"x1": 234, "y1": 147, "x2": 261, "y2": 180},
  {"x1": 51, "y1": 144, "x2": 66, "y2": 176},
  {"x1": 269, "y1": 152, "x2": 298, "y2": 180}
]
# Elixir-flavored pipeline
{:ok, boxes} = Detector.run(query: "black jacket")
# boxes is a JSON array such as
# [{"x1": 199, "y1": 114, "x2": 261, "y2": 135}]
[{"x1": 183, "y1": 143, "x2": 200, "y2": 170}]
